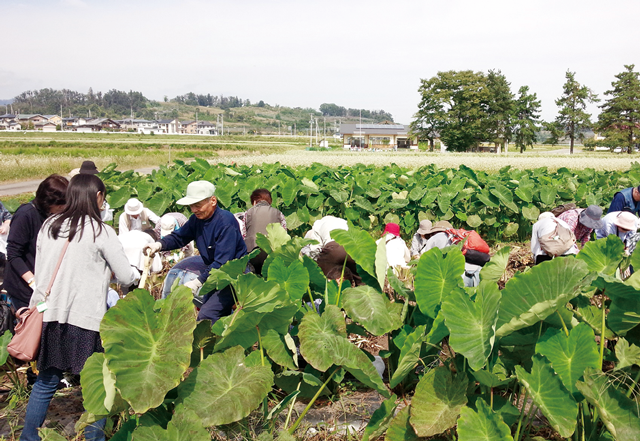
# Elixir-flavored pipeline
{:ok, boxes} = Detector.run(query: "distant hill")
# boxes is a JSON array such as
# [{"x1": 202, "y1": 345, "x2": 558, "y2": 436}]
[{"x1": 8, "y1": 88, "x2": 393, "y2": 134}]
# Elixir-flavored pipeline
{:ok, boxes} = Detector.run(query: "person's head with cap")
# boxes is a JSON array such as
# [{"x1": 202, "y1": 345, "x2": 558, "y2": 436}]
[
  {"x1": 160, "y1": 214, "x2": 179, "y2": 238},
  {"x1": 383, "y1": 223, "x2": 401, "y2": 237},
  {"x1": 538, "y1": 212, "x2": 555, "y2": 221},
  {"x1": 430, "y1": 220, "x2": 453, "y2": 234},
  {"x1": 79, "y1": 160, "x2": 99, "y2": 175},
  {"x1": 177, "y1": 180, "x2": 217, "y2": 220},
  {"x1": 124, "y1": 198, "x2": 144, "y2": 219},
  {"x1": 579, "y1": 205, "x2": 603, "y2": 230},
  {"x1": 614, "y1": 211, "x2": 638, "y2": 233},
  {"x1": 416, "y1": 220, "x2": 433, "y2": 238}
]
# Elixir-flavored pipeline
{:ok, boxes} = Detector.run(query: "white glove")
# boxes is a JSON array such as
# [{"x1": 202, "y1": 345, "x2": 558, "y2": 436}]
[
  {"x1": 183, "y1": 278, "x2": 203, "y2": 294},
  {"x1": 130, "y1": 266, "x2": 141, "y2": 284},
  {"x1": 142, "y1": 242, "x2": 162, "y2": 257}
]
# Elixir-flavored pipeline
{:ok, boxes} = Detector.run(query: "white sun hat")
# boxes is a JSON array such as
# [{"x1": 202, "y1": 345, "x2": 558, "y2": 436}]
[{"x1": 124, "y1": 198, "x2": 144, "y2": 215}]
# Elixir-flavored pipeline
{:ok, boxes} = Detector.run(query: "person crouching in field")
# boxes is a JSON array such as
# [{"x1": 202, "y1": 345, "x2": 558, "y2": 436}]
[
  {"x1": 377, "y1": 223, "x2": 410, "y2": 274},
  {"x1": 118, "y1": 198, "x2": 160, "y2": 236},
  {"x1": 243, "y1": 189, "x2": 287, "y2": 275},
  {"x1": 143, "y1": 181, "x2": 247, "y2": 323}
]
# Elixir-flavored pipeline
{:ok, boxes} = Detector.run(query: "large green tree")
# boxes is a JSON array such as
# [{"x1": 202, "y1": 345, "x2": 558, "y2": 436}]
[
  {"x1": 597, "y1": 64, "x2": 640, "y2": 154},
  {"x1": 410, "y1": 77, "x2": 445, "y2": 151},
  {"x1": 413, "y1": 70, "x2": 489, "y2": 152},
  {"x1": 512, "y1": 86, "x2": 541, "y2": 153},
  {"x1": 485, "y1": 70, "x2": 515, "y2": 154},
  {"x1": 555, "y1": 70, "x2": 599, "y2": 154}
]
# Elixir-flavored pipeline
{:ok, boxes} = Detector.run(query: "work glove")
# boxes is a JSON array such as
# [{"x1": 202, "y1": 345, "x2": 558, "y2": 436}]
[
  {"x1": 183, "y1": 278, "x2": 203, "y2": 295},
  {"x1": 142, "y1": 242, "x2": 162, "y2": 257},
  {"x1": 130, "y1": 266, "x2": 141, "y2": 284}
]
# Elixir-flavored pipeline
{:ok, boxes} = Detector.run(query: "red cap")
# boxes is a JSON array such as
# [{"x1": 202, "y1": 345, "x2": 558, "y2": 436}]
[{"x1": 383, "y1": 223, "x2": 401, "y2": 237}]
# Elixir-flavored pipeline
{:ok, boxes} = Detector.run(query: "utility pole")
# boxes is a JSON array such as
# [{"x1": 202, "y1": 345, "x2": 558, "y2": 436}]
[
  {"x1": 294, "y1": 122, "x2": 296, "y2": 137},
  {"x1": 221, "y1": 114, "x2": 224, "y2": 136},
  {"x1": 309, "y1": 114, "x2": 313, "y2": 147}
]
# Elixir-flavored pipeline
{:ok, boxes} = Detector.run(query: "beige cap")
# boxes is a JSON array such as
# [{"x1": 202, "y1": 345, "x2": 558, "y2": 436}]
[{"x1": 177, "y1": 181, "x2": 216, "y2": 205}]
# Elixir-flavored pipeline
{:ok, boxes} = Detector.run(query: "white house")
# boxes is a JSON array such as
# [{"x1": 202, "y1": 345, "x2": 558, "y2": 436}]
[{"x1": 339, "y1": 123, "x2": 418, "y2": 150}]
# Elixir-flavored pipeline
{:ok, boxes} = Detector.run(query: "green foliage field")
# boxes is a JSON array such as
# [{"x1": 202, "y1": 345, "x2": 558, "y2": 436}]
[{"x1": 93, "y1": 159, "x2": 639, "y2": 243}]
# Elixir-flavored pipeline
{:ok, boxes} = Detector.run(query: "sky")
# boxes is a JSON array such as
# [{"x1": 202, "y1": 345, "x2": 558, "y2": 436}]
[{"x1": 2, "y1": 0, "x2": 640, "y2": 124}]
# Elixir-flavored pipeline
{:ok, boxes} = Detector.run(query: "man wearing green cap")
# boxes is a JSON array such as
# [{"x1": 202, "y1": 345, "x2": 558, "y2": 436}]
[{"x1": 144, "y1": 180, "x2": 247, "y2": 322}]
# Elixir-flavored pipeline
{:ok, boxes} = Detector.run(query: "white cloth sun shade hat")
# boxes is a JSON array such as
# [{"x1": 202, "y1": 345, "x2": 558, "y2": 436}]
[
  {"x1": 124, "y1": 198, "x2": 144, "y2": 215},
  {"x1": 177, "y1": 181, "x2": 216, "y2": 205},
  {"x1": 160, "y1": 215, "x2": 178, "y2": 238}
]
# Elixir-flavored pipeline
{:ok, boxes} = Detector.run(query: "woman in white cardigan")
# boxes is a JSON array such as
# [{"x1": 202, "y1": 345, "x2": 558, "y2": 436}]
[{"x1": 21, "y1": 174, "x2": 138, "y2": 441}]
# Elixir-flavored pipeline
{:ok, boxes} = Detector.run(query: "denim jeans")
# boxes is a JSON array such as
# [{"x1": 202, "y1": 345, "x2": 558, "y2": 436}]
[
  {"x1": 161, "y1": 268, "x2": 200, "y2": 299},
  {"x1": 21, "y1": 367, "x2": 106, "y2": 441}
]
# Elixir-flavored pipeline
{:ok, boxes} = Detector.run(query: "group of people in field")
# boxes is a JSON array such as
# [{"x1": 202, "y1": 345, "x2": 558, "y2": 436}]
[{"x1": 0, "y1": 161, "x2": 639, "y2": 440}]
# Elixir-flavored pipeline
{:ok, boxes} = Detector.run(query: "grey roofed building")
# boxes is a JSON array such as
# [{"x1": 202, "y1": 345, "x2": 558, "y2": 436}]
[{"x1": 339, "y1": 123, "x2": 418, "y2": 150}]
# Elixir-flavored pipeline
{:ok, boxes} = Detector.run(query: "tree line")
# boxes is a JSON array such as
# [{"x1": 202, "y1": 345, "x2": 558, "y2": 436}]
[
  {"x1": 11, "y1": 88, "x2": 151, "y2": 119},
  {"x1": 319, "y1": 103, "x2": 394, "y2": 122},
  {"x1": 411, "y1": 66, "x2": 640, "y2": 154}
]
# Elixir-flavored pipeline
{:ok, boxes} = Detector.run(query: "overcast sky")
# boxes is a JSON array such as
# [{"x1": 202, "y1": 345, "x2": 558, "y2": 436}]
[{"x1": 2, "y1": 0, "x2": 639, "y2": 124}]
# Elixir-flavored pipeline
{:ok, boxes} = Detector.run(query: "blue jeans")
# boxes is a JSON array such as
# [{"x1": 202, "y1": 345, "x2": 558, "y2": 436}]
[
  {"x1": 197, "y1": 286, "x2": 235, "y2": 323},
  {"x1": 161, "y1": 268, "x2": 200, "y2": 299},
  {"x1": 21, "y1": 367, "x2": 106, "y2": 441}
]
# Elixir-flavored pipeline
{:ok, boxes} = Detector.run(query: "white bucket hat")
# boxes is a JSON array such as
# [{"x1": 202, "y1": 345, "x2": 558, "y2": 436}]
[
  {"x1": 124, "y1": 198, "x2": 144, "y2": 215},
  {"x1": 177, "y1": 181, "x2": 216, "y2": 205}
]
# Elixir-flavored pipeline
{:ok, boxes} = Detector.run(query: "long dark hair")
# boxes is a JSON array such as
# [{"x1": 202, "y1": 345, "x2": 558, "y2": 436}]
[
  {"x1": 49, "y1": 174, "x2": 106, "y2": 241},
  {"x1": 33, "y1": 174, "x2": 68, "y2": 216}
]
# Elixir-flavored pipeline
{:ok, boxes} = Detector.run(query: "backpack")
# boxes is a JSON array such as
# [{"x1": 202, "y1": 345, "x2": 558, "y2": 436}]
[
  {"x1": 446, "y1": 228, "x2": 491, "y2": 254},
  {"x1": 551, "y1": 203, "x2": 577, "y2": 218},
  {"x1": 538, "y1": 219, "x2": 576, "y2": 257}
]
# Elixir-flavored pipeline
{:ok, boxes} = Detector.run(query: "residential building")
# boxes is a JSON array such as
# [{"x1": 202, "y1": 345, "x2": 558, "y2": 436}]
[
  {"x1": 157, "y1": 119, "x2": 179, "y2": 134},
  {"x1": 197, "y1": 121, "x2": 217, "y2": 135},
  {"x1": 180, "y1": 120, "x2": 197, "y2": 134},
  {"x1": 339, "y1": 123, "x2": 418, "y2": 150}
]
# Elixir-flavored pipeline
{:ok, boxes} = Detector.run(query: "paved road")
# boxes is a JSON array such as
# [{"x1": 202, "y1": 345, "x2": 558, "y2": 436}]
[{"x1": 0, "y1": 166, "x2": 159, "y2": 197}]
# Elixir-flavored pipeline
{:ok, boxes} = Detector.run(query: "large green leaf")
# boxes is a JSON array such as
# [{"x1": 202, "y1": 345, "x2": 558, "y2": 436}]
[
  {"x1": 414, "y1": 247, "x2": 465, "y2": 318},
  {"x1": 267, "y1": 258, "x2": 309, "y2": 303},
  {"x1": 135, "y1": 181, "x2": 154, "y2": 202},
  {"x1": 385, "y1": 406, "x2": 419, "y2": 441},
  {"x1": 341, "y1": 286, "x2": 402, "y2": 336},
  {"x1": 593, "y1": 275, "x2": 640, "y2": 335},
  {"x1": 390, "y1": 325, "x2": 427, "y2": 388},
  {"x1": 80, "y1": 353, "x2": 110, "y2": 416},
  {"x1": 441, "y1": 282, "x2": 501, "y2": 371},
  {"x1": 145, "y1": 191, "x2": 172, "y2": 217},
  {"x1": 107, "y1": 186, "x2": 133, "y2": 209},
  {"x1": 261, "y1": 329, "x2": 297, "y2": 370},
  {"x1": 298, "y1": 305, "x2": 389, "y2": 397},
  {"x1": 131, "y1": 405, "x2": 210, "y2": 441},
  {"x1": 480, "y1": 246, "x2": 511, "y2": 284},
  {"x1": 535, "y1": 323, "x2": 600, "y2": 400},
  {"x1": 100, "y1": 287, "x2": 196, "y2": 414},
  {"x1": 375, "y1": 238, "x2": 388, "y2": 291},
  {"x1": 496, "y1": 257, "x2": 590, "y2": 338},
  {"x1": 331, "y1": 227, "x2": 377, "y2": 281},
  {"x1": 409, "y1": 367, "x2": 468, "y2": 437},
  {"x1": 576, "y1": 368, "x2": 640, "y2": 441},
  {"x1": 178, "y1": 346, "x2": 274, "y2": 426},
  {"x1": 515, "y1": 354, "x2": 578, "y2": 438},
  {"x1": 457, "y1": 397, "x2": 514, "y2": 441},
  {"x1": 255, "y1": 223, "x2": 291, "y2": 254},
  {"x1": 281, "y1": 178, "x2": 298, "y2": 207},
  {"x1": 615, "y1": 338, "x2": 640, "y2": 370},
  {"x1": 577, "y1": 235, "x2": 625, "y2": 276},
  {"x1": 362, "y1": 394, "x2": 398, "y2": 441},
  {"x1": 490, "y1": 184, "x2": 519, "y2": 213},
  {"x1": 0, "y1": 330, "x2": 11, "y2": 366}
]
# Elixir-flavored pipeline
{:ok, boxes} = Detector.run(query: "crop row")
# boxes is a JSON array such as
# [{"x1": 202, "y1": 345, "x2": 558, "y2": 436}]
[{"x1": 98, "y1": 159, "x2": 640, "y2": 242}]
